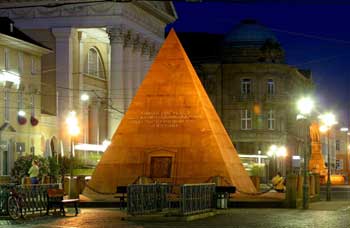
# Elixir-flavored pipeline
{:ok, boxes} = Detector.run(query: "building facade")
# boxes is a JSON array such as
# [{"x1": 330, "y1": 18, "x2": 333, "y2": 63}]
[
  {"x1": 0, "y1": 1, "x2": 177, "y2": 159},
  {"x1": 334, "y1": 127, "x2": 349, "y2": 178},
  {"x1": 178, "y1": 19, "x2": 314, "y2": 178},
  {"x1": 0, "y1": 17, "x2": 51, "y2": 175}
]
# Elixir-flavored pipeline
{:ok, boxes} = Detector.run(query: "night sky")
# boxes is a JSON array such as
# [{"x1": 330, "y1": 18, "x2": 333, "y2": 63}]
[{"x1": 166, "y1": 2, "x2": 350, "y2": 126}]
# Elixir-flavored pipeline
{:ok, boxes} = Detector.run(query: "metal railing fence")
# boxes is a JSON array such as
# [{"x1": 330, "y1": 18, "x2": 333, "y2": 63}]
[
  {"x1": 127, "y1": 183, "x2": 216, "y2": 216},
  {"x1": 0, "y1": 183, "x2": 59, "y2": 216},
  {"x1": 180, "y1": 183, "x2": 216, "y2": 215},
  {"x1": 127, "y1": 183, "x2": 171, "y2": 215}
]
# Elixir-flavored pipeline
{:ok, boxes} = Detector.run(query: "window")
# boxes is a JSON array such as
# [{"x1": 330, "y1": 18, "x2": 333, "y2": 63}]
[
  {"x1": 30, "y1": 94, "x2": 35, "y2": 116},
  {"x1": 336, "y1": 140, "x2": 340, "y2": 151},
  {"x1": 241, "y1": 109, "x2": 252, "y2": 130},
  {"x1": 4, "y1": 90, "x2": 9, "y2": 122},
  {"x1": 336, "y1": 159, "x2": 343, "y2": 170},
  {"x1": 31, "y1": 56, "x2": 37, "y2": 75},
  {"x1": 241, "y1": 79, "x2": 251, "y2": 95},
  {"x1": 267, "y1": 79, "x2": 275, "y2": 95},
  {"x1": 87, "y1": 48, "x2": 105, "y2": 79},
  {"x1": 18, "y1": 52, "x2": 23, "y2": 74},
  {"x1": 18, "y1": 90, "x2": 23, "y2": 111},
  {"x1": 4, "y1": 48, "x2": 9, "y2": 70},
  {"x1": 267, "y1": 110, "x2": 275, "y2": 130}
]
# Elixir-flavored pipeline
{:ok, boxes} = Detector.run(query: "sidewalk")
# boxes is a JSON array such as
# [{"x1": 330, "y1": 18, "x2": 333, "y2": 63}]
[{"x1": 309, "y1": 200, "x2": 350, "y2": 211}]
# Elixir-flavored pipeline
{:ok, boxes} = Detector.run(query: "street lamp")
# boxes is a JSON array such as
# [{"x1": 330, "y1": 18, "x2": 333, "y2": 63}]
[
  {"x1": 80, "y1": 93, "x2": 90, "y2": 102},
  {"x1": 267, "y1": 144, "x2": 287, "y2": 176},
  {"x1": 319, "y1": 112, "x2": 337, "y2": 201},
  {"x1": 296, "y1": 97, "x2": 314, "y2": 209},
  {"x1": 66, "y1": 111, "x2": 80, "y2": 198}
]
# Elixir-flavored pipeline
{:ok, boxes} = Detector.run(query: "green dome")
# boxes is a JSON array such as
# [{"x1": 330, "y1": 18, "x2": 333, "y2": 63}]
[{"x1": 224, "y1": 19, "x2": 278, "y2": 45}]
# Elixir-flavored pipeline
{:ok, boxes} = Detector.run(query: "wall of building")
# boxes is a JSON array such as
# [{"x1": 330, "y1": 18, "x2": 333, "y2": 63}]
[
  {"x1": 197, "y1": 62, "x2": 313, "y2": 176},
  {"x1": 0, "y1": 39, "x2": 53, "y2": 175},
  {"x1": 334, "y1": 129, "x2": 349, "y2": 176}
]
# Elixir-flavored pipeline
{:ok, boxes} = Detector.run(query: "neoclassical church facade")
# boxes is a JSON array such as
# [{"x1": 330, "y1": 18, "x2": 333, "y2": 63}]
[
  {"x1": 0, "y1": 1, "x2": 177, "y2": 157},
  {"x1": 178, "y1": 19, "x2": 314, "y2": 176}
]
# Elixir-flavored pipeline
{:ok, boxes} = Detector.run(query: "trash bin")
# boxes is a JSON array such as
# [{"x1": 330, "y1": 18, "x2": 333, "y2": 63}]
[{"x1": 216, "y1": 192, "x2": 228, "y2": 209}]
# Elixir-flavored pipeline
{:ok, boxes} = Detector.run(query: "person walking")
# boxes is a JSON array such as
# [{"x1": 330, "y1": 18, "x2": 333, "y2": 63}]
[{"x1": 28, "y1": 160, "x2": 39, "y2": 184}]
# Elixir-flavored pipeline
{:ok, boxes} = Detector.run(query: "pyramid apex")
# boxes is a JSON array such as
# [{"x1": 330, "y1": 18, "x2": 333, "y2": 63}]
[
  {"x1": 167, "y1": 28, "x2": 178, "y2": 39},
  {"x1": 169, "y1": 27, "x2": 176, "y2": 33}
]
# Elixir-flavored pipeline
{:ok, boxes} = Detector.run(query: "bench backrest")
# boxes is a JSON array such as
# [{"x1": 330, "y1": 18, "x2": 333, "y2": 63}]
[
  {"x1": 48, "y1": 189, "x2": 64, "y2": 198},
  {"x1": 116, "y1": 186, "x2": 127, "y2": 194},
  {"x1": 216, "y1": 186, "x2": 236, "y2": 193}
]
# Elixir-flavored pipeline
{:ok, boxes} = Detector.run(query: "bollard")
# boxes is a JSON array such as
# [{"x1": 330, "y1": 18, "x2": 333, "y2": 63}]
[
  {"x1": 314, "y1": 173, "x2": 320, "y2": 194},
  {"x1": 297, "y1": 175, "x2": 303, "y2": 200},
  {"x1": 310, "y1": 175, "x2": 315, "y2": 196},
  {"x1": 216, "y1": 193, "x2": 228, "y2": 209},
  {"x1": 285, "y1": 174, "x2": 299, "y2": 208}
]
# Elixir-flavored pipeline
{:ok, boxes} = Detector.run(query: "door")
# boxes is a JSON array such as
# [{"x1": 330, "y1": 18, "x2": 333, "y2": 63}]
[{"x1": 150, "y1": 156, "x2": 172, "y2": 178}]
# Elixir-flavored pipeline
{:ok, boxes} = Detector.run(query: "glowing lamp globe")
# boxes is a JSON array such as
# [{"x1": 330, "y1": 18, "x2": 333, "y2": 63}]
[{"x1": 297, "y1": 97, "x2": 314, "y2": 116}]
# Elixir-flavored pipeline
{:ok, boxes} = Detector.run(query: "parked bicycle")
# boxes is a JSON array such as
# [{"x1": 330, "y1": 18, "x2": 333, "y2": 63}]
[{"x1": 7, "y1": 187, "x2": 27, "y2": 220}]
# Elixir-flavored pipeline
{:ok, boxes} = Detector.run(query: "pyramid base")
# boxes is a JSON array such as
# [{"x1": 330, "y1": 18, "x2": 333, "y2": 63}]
[{"x1": 82, "y1": 186, "x2": 119, "y2": 201}]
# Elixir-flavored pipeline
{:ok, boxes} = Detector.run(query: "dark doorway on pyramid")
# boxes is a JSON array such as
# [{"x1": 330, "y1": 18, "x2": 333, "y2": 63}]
[{"x1": 150, "y1": 156, "x2": 173, "y2": 178}]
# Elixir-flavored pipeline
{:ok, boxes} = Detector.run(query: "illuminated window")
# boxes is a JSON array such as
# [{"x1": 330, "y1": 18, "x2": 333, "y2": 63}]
[
  {"x1": 4, "y1": 89, "x2": 9, "y2": 122},
  {"x1": 241, "y1": 109, "x2": 252, "y2": 130},
  {"x1": 18, "y1": 90, "x2": 23, "y2": 111},
  {"x1": 267, "y1": 79, "x2": 275, "y2": 95},
  {"x1": 30, "y1": 94, "x2": 35, "y2": 116},
  {"x1": 336, "y1": 140, "x2": 340, "y2": 151},
  {"x1": 31, "y1": 56, "x2": 37, "y2": 75},
  {"x1": 4, "y1": 48, "x2": 10, "y2": 70},
  {"x1": 18, "y1": 52, "x2": 23, "y2": 74},
  {"x1": 87, "y1": 48, "x2": 105, "y2": 79},
  {"x1": 267, "y1": 110, "x2": 275, "y2": 130},
  {"x1": 241, "y1": 79, "x2": 251, "y2": 95}
]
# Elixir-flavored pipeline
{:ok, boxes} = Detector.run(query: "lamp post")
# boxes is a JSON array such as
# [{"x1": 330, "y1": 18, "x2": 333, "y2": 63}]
[
  {"x1": 319, "y1": 112, "x2": 337, "y2": 201},
  {"x1": 66, "y1": 111, "x2": 80, "y2": 199},
  {"x1": 340, "y1": 128, "x2": 349, "y2": 183},
  {"x1": 80, "y1": 93, "x2": 89, "y2": 161},
  {"x1": 296, "y1": 97, "x2": 314, "y2": 209}
]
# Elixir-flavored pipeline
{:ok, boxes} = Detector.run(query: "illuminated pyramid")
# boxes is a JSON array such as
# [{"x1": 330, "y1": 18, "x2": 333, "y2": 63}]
[
  {"x1": 85, "y1": 29, "x2": 256, "y2": 195},
  {"x1": 309, "y1": 122, "x2": 326, "y2": 175}
]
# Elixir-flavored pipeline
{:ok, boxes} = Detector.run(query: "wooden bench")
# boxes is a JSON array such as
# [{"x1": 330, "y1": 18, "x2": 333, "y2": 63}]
[
  {"x1": 46, "y1": 189, "x2": 79, "y2": 216},
  {"x1": 114, "y1": 186, "x2": 127, "y2": 209}
]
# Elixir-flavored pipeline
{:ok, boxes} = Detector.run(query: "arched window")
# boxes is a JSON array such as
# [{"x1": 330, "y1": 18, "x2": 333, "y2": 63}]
[{"x1": 87, "y1": 48, "x2": 105, "y2": 79}]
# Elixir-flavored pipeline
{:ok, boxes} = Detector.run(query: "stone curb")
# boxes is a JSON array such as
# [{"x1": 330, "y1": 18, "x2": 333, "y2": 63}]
[{"x1": 123, "y1": 210, "x2": 217, "y2": 222}]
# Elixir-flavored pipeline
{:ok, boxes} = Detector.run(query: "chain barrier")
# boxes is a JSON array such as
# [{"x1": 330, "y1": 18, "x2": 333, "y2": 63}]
[
  {"x1": 206, "y1": 175, "x2": 276, "y2": 196},
  {"x1": 84, "y1": 183, "x2": 116, "y2": 195},
  {"x1": 85, "y1": 176, "x2": 277, "y2": 196},
  {"x1": 84, "y1": 176, "x2": 155, "y2": 195},
  {"x1": 235, "y1": 185, "x2": 274, "y2": 196}
]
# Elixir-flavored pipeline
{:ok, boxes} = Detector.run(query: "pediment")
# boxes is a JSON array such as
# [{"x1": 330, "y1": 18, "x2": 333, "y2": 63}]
[{"x1": 0, "y1": 122, "x2": 16, "y2": 132}]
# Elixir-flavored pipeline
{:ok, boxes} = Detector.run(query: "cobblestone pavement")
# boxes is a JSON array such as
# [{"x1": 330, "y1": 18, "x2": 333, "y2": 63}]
[{"x1": 1, "y1": 204, "x2": 350, "y2": 228}]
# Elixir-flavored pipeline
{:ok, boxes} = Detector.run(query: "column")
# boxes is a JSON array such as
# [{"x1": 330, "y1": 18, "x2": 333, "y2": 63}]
[
  {"x1": 123, "y1": 30, "x2": 133, "y2": 109},
  {"x1": 90, "y1": 100, "x2": 100, "y2": 145},
  {"x1": 52, "y1": 27, "x2": 74, "y2": 150},
  {"x1": 78, "y1": 31, "x2": 87, "y2": 144},
  {"x1": 132, "y1": 34, "x2": 143, "y2": 96},
  {"x1": 107, "y1": 25, "x2": 125, "y2": 138},
  {"x1": 141, "y1": 39, "x2": 152, "y2": 80}
]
